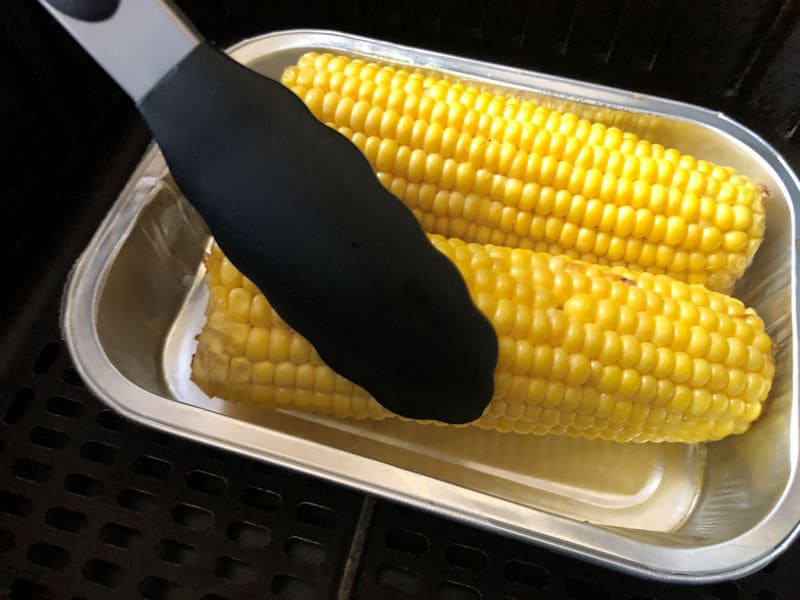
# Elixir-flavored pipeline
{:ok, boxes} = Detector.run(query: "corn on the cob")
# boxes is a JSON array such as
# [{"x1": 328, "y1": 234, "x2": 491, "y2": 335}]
[
  {"x1": 279, "y1": 53, "x2": 767, "y2": 293},
  {"x1": 191, "y1": 239, "x2": 773, "y2": 444}
]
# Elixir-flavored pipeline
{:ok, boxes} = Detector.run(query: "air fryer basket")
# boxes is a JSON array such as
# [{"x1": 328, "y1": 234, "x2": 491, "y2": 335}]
[{"x1": 2, "y1": 1, "x2": 799, "y2": 598}]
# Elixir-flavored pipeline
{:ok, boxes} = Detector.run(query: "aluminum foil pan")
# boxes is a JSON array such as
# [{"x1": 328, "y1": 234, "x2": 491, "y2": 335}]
[{"x1": 61, "y1": 30, "x2": 800, "y2": 582}]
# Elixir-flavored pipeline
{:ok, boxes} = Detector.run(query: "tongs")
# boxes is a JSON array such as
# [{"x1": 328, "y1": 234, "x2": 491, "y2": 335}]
[{"x1": 39, "y1": 0, "x2": 497, "y2": 423}]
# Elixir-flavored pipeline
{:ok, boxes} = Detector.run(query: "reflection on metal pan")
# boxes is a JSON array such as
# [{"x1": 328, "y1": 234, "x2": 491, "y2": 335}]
[{"x1": 62, "y1": 30, "x2": 800, "y2": 582}]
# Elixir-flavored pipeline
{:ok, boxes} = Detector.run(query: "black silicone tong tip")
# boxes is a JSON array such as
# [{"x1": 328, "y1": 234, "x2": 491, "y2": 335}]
[
  {"x1": 39, "y1": 2, "x2": 499, "y2": 421},
  {"x1": 138, "y1": 43, "x2": 498, "y2": 423}
]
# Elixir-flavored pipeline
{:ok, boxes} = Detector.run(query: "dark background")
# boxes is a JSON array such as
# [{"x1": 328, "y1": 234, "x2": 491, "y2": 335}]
[{"x1": 1, "y1": 1, "x2": 799, "y2": 598}]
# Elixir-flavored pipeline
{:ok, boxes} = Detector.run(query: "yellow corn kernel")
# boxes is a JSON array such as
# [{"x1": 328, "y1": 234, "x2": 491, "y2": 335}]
[
  {"x1": 286, "y1": 54, "x2": 767, "y2": 292},
  {"x1": 193, "y1": 240, "x2": 774, "y2": 444}
]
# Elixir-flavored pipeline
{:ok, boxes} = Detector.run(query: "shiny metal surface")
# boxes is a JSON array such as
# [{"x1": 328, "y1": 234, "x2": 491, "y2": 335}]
[
  {"x1": 61, "y1": 30, "x2": 800, "y2": 582},
  {"x1": 39, "y1": 0, "x2": 199, "y2": 101}
]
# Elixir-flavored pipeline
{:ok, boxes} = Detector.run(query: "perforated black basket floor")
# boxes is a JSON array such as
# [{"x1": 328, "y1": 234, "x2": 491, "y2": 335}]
[
  {"x1": 5, "y1": 301, "x2": 800, "y2": 600},
  {"x1": 2, "y1": 2, "x2": 800, "y2": 599}
]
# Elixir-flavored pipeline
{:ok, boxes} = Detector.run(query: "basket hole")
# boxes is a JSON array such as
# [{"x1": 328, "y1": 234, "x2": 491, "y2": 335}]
[
  {"x1": 4, "y1": 389, "x2": 34, "y2": 424},
  {"x1": 46, "y1": 507, "x2": 87, "y2": 533},
  {"x1": 171, "y1": 503, "x2": 213, "y2": 530},
  {"x1": 80, "y1": 440, "x2": 117, "y2": 465},
  {"x1": 705, "y1": 582, "x2": 741, "y2": 600},
  {"x1": 83, "y1": 558, "x2": 124, "y2": 588},
  {"x1": 46, "y1": 396, "x2": 83, "y2": 419},
  {"x1": 228, "y1": 520, "x2": 270, "y2": 549},
  {"x1": 10, "y1": 578, "x2": 52, "y2": 600},
  {"x1": 271, "y1": 574, "x2": 316, "y2": 599},
  {"x1": 65, "y1": 473, "x2": 103, "y2": 498},
  {"x1": 34, "y1": 341, "x2": 61, "y2": 374},
  {"x1": 757, "y1": 592, "x2": 776, "y2": 600},
  {"x1": 117, "y1": 488, "x2": 157, "y2": 511},
  {"x1": 0, "y1": 529, "x2": 14, "y2": 552},
  {"x1": 240, "y1": 486, "x2": 281, "y2": 512},
  {"x1": 12, "y1": 457, "x2": 51, "y2": 483},
  {"x1": 505, "y1": 559, "x2": 548, "y2": 589},
  {"x1": 214, "y1": 556, "x2": 257, "y2": 583},
  {"x1": 0, "y1": 490, "x2": 33, "y2": 516},
  {"x1": 438, "y1": 581, "x2": 482, "y2": 600},
  {"x1": 132, "y1": 455, "x2": 172, "y2": 480},
  {"x1": 566, "y1": 577, "x2": 611, "y2": 600},
  {"x1": 29, "y1": 426, "x2": 68, "y2": 449},
  {"x1": 284, "y1": 537, "x2": 327, "y2": 566},
  {"x1": 296, "y1": 502, "x2": 337, "y2": 529},
  {"x1": 186, "y1": 470, "x2": 227, "y2": 496},
  {"x1": 99, "y1": 522, "x2": 141, "y2": 548},
  {"x1": 140, "y1": 576, "x2": 183, "y2": 600},
  {"x1": 385, "y1": 528, "x2": 429, "y2": 555},
  {"x1": 156, "y1": 539, "x2": 199, "y2": 566},
  {"x1": 27, "y1": 542, "x2": 69, "y2": 570},
  {"x1": 444, "y1": 543, "x2": 488, "y2": 571},
  {"x1": 62, "y1": 367, "x2": 85, "y2": 387},
  {"x1": 95, "y1": 409, "x2": 128, "y2": 432},
  {"x1": 377, "y1": 565, "x2": 420, "y2": 592}
]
